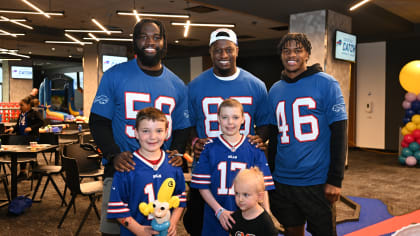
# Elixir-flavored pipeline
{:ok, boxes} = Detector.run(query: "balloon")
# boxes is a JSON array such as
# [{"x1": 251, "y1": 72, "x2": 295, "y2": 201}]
[
  {"x1": 403, "y1": 134, "x2": 415, "y2": 143},
  {"x1": 412, "y1": 101, "x2": 420, "y2": 112},
  {"x1": 414, "y1": 151, "x2": 420, "y2": 161},
  {"x1": 405, "y1": 156, "x2": 417, "y2": 166},
  {"x1": 402, "y1": 147, "x2": 413, "y2": 157},
  {"x1": 403, "y1": 117, "x2": 411, "y2": 124},
  {"x1": 405, "y1": 92, "x2": 417, "y2": 102},
  {"x1": 409, "y1": 142, "x2": 420, "y2": 151},
  {"x1": 406, "y1": 109, "x2": 415, "y2": 118},
  {"x1": 417, "y1": 124, "x2": 420, "y2": 130},
  {"x1": 417, "y1": 93, "x2": 420, "y2": 101},
  {"x1": 412, "y1": 129, "x2": 420, "y2": 139},
  {"x1": 399, "y1": 60, "x2": 420, "y2": 94},
  {"x1": 401, "y1": 127, "x2": 410, "y2": 135},
  {"x1": 402, "y1": 100, "x2": 412, "y2": 109},
  {"x1": 412, "y1": 115, "x2": 420, "y2": 124},
  {"x1": 401, "y1": 140, "x2": 409, "y2": 148},
  {"x1": 398, "y1": 156, "x2": 406, "y2": 165},
  {"x1": 405, "y1": 122, "x2": 417, "y2": 132}
]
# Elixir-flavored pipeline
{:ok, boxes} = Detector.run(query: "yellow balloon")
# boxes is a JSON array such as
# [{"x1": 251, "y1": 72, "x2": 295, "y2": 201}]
[
  {"x1": 406, "y1": 122, "x2": 417, "y2": 132},
  {"x1": 399, "y1": 60, "x2": 420, "y2": 93},
  {"x1": 417, "y1": 124, "x2": 420, "y2": 130},
  {"x1": 402, "y1": 127, "x2": 410, "y2": 135},
  {"x1": 413, "y1": 115, "x2": 420, "y2": 124}
]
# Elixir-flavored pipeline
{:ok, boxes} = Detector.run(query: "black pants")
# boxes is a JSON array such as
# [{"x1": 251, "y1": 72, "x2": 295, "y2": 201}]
[{"x1": 183, "y1": 187, "x2": 204, "y2": 236}]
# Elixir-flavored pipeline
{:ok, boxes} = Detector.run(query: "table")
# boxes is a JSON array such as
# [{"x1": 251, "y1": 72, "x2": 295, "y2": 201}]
[{"x1": 0, "y1": 144, "x2": 59, "y2": 199}]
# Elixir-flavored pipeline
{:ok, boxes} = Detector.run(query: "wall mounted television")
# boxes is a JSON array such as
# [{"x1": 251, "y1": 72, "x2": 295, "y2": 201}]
[
  {"x1": 11, "y1": 66, "x2": 33, "y2": 79},
  {"x1": 334, "y1": 30, "x2": 357, "y2": 63},
  {"x1": 102, "y1": 55, "x2": 128, "y2": 72}
]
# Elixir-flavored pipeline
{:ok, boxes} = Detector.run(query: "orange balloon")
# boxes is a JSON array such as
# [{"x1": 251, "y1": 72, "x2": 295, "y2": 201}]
[{"x1": 400, "y1": 60, "x2": 420, "y2": 94}]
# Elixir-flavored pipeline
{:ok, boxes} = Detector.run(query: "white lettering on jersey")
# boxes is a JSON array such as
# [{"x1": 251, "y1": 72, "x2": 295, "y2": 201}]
[
  {"x1": 202, "y1": 96, "x2": 253, "y2": 138},
  {"x1": 125, "y1": 92, "x2": 175, "y2": 140},
  {"x1": 276, "y1": 97, "x2": 319, "y2": 144}
]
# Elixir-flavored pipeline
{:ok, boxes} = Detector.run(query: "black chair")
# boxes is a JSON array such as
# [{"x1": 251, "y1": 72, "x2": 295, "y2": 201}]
[
  {"x1": 38, "y1": 132, "x2": 59, "y2": 164},
  {"x1": 31, "y1": 164, "x2": 66, "y2": 205},
  {"x1": 58, "y1": 156, "x2": 102, "y2": 236},
  {"x1": 63, "y1": 143, "x2": 103, "y2": 181},
  {"x1": 0, "y1": 172, "x2": 11, "y2": 206}
]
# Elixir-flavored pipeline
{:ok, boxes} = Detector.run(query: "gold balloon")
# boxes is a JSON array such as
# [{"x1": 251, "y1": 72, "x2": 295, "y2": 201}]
[
  {"x1": 402, "y1": 127, "x2": 410, "y2": 135},
  {"x1": 400, "y1": 60, "x2": 420, "y2": 93}
]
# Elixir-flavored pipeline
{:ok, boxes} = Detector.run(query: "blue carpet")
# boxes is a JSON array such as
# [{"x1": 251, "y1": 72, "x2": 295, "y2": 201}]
[{"x1": 336, "y1": 196, "x2": 393, "y2": 235}]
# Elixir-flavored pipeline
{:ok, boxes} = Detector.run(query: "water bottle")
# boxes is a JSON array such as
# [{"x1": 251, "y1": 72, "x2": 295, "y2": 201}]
[{"x1": 78, "y1": 124, "x2": 82, "y2": 132}]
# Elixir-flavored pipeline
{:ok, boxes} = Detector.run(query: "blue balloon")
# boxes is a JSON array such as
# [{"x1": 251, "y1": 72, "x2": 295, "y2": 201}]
[
  {"x1": 398, "y1": 156, "x2": 406, "y2": 165},
  {"x1": 403, "y1": 117, "x2": 411, "y2": 124},
  {"x1": 402, "y1": 148, "x2": 413, "y2": 157},
  {"x1": 412, "y1": 101, "x2": 420, "y2": 112},
  {"x1": 406, "y1": 109, "x2": 415, "y2": 118},
  {"x1": 409, "y1": 142, "x2": 420, "y2": 152}
]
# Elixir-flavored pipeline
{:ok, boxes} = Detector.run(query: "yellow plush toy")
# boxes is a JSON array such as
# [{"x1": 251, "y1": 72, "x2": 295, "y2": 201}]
[{"x1": 138, "y1": 178, "x2": 180, "y2": 236}]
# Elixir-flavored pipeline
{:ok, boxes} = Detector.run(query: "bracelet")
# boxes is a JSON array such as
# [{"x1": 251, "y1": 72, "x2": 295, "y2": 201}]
[
  {"x1": 191, "y1": 137, "x2": 199, "y2": 150},
  {"x1": 215, "y1": 207, "x2": 225, "y2": 220}
]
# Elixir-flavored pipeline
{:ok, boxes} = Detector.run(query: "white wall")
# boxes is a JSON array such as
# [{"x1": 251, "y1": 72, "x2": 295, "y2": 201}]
[{"x1": 356, "y1": 42, "x2": 386, "y2": 149}]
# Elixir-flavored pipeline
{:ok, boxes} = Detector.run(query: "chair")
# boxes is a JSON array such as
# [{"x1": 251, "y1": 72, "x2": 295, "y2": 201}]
[
  {"x1": 58, "y1": 156, "x2": 102, "y2": 236},
  {"x1": 38, "y1": 132, "x2": 59, "y2": 164},
  {"x1": 30, "y1": 164, "x2": 66, "y2": 205},
  {"x1": 63, "y1": 143, "x2": 103, "y2": 181},
  {"x1": 0, "y1": 172, "x2": 11, "y2": 206}
]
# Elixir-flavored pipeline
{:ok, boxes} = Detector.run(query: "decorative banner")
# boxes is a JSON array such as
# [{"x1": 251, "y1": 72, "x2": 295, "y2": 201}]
[{"x1": 399, "y1": 60, "x2": 420, "y2": 93}]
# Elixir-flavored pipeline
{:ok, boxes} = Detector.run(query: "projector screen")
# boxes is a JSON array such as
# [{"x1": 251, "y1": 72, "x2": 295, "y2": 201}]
[
  {"x1": 102, "y1": 55, "x2": 128, "y2": 72},
  {"x1": 334, "y1": 30, "x2": 357, "y2": 63},
  {"x1": 11, "y1": 66, "x2": 33, "y2": 79}
]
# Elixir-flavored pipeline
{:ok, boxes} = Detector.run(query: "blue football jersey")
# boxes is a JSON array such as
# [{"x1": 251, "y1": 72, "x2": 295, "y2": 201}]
[
  {"x1": 107, "y1": 150, "x2": 186, "y2": 236},
  {"x1": 268, "y1": 72, "x2": 348, "y2": 186},
  {"x1": 91, "y1": 59, "x2": 190, "y2": 164},
  {"x1": 190, "y1": 135, "x2": 274, "y2": 236},
  {"x1": 188, "y1": 68, "x2": 271, "y2": 139}
]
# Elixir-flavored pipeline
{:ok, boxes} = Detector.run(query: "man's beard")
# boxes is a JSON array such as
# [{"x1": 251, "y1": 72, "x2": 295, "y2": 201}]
[{"x1": 134, "y1": 45, "x2": 164, "y2": 67}]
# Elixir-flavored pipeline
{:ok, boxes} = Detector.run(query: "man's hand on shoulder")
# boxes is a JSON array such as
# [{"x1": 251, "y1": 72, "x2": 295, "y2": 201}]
[
  {"x1": 193, "y1": 138, "x2": 211, "y2": 158},
  {"x1": 113, "y1": 151, "x2": 135, "y2": 172},
  {"x1": 247, "y1": 134, "x2": 266, "y2": 151},
  {"x1": 166, "y1": 150, "x2": 183, "y2": 167}
]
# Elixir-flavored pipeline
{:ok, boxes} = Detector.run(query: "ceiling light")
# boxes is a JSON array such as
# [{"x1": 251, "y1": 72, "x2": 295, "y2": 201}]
[
  {"x1": 88, "y1": 33, "x2": 99, "y2": 42},
  {"x1": 0, "y1": 51, "x2": 30, "y2": 58},
  {"x1": 0, "y1": 33, "x2": 25, "y2": 36},
  {"x1": 65, "y1": 29, "x2": 122, "y2": 34},
  {"x1": 0, "y1": 16, "x2": 33, "y2": 29},
  {"x1": 133, "y1": 9, "x2": 140, "y2": 22},
  {"x1": 0, "y1": 9, "x2": 63, "y2": 16},
  {"x1": 184, "y1": 20, "x2": 190, "y2": 37},
  {"x1": 0, "y1": 58, "x2": 22, "y2": 61},
  {"x1": 65, "y1": 33, "x2": 86, "y2": 45},
  {"x1": 0, "y1": 18, "x2": 26, "y2": 22},
  {"x1": 117, "y1": 11, "x2": 189, "y2": 19},
  {"x1": 21, "y1": 0, "x2": 50, "y2": 18},
  {"x1": 91, "y1": 18, "x2": 111, "y2": 35},
  {"x1": 349, "y1": 0, "x2": 371, "y2": 11},
  {"x1": 171, "y1": 22, "x2": 235, "y2": 28},
  {"x1": 0, "y1": 29, "x2": 17, "y2": 37},
  {"x1": 45, "y1": 41, "x2": 93, "y2": 45},
  {"x1": 83, "y1": 37, "x2": 132, "y2": 42}
]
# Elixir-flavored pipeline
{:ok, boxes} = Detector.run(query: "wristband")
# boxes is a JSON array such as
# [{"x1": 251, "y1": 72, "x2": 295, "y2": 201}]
[
  {"x1": 215, "y1": 207, "x2": 225, "y2": 220},
  {"x1": 191, "y1": 137, "x2": 199, "y2": 150}
]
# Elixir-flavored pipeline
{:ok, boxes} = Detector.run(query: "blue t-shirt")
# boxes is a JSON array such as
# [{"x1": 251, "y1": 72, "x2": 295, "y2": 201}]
[
  {"x1": 191, "y1": 135, "x2": 274, "y2": 236},
  {"x1": 91, "y1": 59, "x2": 190, "y2": 164},
  {"x1": 188, "y1": 68, "x2": 271, "y2": 139},
  {"x1": 268, "y1": 72, "x2": 348, "y2": 186},
  {"x1": 107, "y1": 150, "x2": 186, "y2": 236}
]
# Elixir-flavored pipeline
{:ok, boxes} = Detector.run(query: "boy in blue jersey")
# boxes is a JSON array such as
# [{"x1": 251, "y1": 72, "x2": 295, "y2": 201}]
[
  {"x1": 268, "y1": 33, "x2": 348, "y2": 236},
  {"x1": 107, "y1": 107, "x2": 186, "y2": 236},
  {"x1": 190, "y1": 99, "x2": 274, "y2": 236},
  {"x1": 184, "y1": 27, "x2": 271, "y2": 236},
  {"x1": 89, "y1": 19, "x2": 190, "y2": 235}
]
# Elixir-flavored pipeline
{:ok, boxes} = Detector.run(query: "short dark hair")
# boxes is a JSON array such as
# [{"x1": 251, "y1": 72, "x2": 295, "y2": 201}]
[
  {"x1": 135, "y1": 107, "x2": 168, "y2": 130},
  {"x1": 132, "y1": 19, "x2": 167, "y2": 55},
  {"x1": 21, "y1": 96, "x2": 33, "y2": 107},
  {"x1": 277, "y1": 33, "x2": 312, "y2": 56}
]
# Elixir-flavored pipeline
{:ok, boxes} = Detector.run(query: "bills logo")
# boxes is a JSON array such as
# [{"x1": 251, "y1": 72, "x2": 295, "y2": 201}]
[{"x1": 336, "y1": 40, "x2": 342, "y2": 45}]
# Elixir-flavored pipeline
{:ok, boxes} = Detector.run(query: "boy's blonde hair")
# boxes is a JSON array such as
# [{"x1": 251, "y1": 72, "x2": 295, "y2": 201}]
[
  {"x1": 135, "y1": 107, "x2": 168, "y2": 129},
  {"x1": 234, "y1": 167, "x2": 265, "y2": 193},
  {"x1": 217, "y1": 98, "x2": 244, "y2": 116}
]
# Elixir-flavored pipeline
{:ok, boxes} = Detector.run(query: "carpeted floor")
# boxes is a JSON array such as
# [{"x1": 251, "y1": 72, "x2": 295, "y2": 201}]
[{"x1": 0, "y1": 148, "x2": 418, "y2": 235}]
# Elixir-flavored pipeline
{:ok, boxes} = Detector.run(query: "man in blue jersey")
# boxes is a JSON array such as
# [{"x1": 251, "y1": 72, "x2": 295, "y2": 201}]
[
  {"x1": 89, "y1": 19, "x2": 190, "y2": 236},
  {"x1": 268, "y1": 33, "x2": 348, "y2": 236},
  {"x1": 184, "y1": 28, "x2": 272, "y2": 236}
]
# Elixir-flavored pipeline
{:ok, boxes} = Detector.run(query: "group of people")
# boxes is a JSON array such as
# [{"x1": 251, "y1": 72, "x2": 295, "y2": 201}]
[{"x1": 89, "y1": 18, "x2": 348, "y2": 236}]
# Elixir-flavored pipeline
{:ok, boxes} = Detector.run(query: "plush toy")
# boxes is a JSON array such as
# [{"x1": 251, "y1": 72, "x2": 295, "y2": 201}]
[{"x1": 139, "y1": 178, "x2": 180, "y2": 236}]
